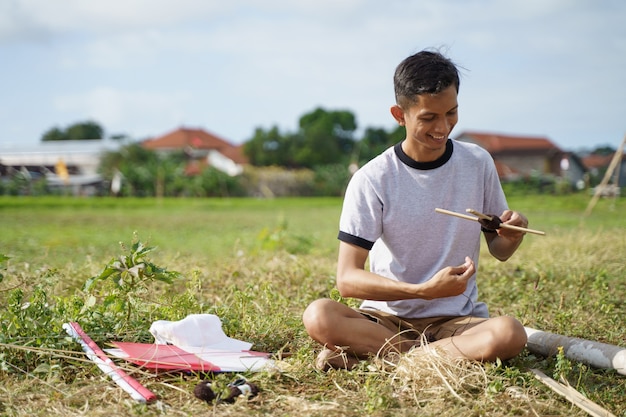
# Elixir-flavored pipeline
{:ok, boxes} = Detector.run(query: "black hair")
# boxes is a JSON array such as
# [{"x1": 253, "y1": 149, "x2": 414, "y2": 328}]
[{"x1": 394, "y1": 50, "x2": 460, "y2": 108}]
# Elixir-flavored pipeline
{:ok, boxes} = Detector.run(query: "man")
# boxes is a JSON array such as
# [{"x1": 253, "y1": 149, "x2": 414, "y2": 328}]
[{"x1": 302, "y1": 50, "x2": 529, "y2": 370}]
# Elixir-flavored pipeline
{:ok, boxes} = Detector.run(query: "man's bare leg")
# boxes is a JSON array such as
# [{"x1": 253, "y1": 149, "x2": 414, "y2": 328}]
[
  {"x1": 303, "y1": 298, "x2": 416, "y2": 370},
  {"x1": 427, "y1": 315, "x2": 527, "y2": 361},
  {"x1": 304, "y1": 299, "x2": 527, "y2": 369}
]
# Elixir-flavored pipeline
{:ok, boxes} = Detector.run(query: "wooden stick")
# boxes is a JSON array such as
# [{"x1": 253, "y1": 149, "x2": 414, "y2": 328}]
[
  {"x1": 435, "y1": 208, "x2": 478, "y2": 222},
  {"x1": 465, "y1": 208, "x2": 492, "y2": 220},
  {"x1": 584, "y1": 133, "x2": 626, "y2": 217},
  {"x1": 435, "y1": 208, "x2": 478, "y2": 221},
  {"x1": 434, "y1": 208, "x2": 546, "y2": 236},
  {"x1": 499, "y1": 223, "x2": 545, "y2": 235},
  {"x1": 467, "y1": 208, "x2": 546, "y2": 235},
  {"x1": 530, "y1": 368, "x2": 617, "y2": 417}
]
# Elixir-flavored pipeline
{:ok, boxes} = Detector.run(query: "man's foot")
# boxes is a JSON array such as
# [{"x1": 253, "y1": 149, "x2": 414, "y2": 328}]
[{"x1": 315, "y1": 348, "x2": 361, "y2": 371}]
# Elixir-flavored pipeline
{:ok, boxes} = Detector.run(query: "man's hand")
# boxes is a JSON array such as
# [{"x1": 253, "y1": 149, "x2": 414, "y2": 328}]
[
  {"x1": 420, "y1": 256, "x2": 475, "y2": 300},
  {"x1": 495, "y1": 210, "x2": 528, "y2": 241},
  {"x1": 485, "y1": 210, "x2": 528, "y2": 261}
]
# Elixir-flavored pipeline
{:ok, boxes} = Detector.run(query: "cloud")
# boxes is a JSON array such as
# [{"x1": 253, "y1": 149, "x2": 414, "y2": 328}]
[
  {"x1": 1, "y1": 1, "x2": 625, "y2": 148},
  {"x1": 0, "y1": 0, "x2": 367, "y2": 43},
  {"x1": 0, "y1": 0, "x2": 224, "y2": 40},
  {"x1": 53, "y1": 87, "x2": 192, "y2": 137}
]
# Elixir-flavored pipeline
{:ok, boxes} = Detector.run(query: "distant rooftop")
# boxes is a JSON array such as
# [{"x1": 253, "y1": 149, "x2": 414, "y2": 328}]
[
  {"x1": 0, "y1": 139, "x2": 124, "y2": 154},
  {"x1": 0, "y1": 139, "x2": 125, "y2": 175},
  {"x1": 456, "y1": 131, "x2": 561, "y2": 153}
]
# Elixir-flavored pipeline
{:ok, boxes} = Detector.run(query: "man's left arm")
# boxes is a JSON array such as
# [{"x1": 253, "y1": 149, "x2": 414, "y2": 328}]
[{"x1": 483, "y1": 210, "x2": 528, "y2": 261}]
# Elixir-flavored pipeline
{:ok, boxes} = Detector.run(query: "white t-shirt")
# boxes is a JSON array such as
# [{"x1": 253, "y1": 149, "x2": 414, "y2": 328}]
[{"x1": 338, "y1": 139, "x2": 508, "y2": 319}]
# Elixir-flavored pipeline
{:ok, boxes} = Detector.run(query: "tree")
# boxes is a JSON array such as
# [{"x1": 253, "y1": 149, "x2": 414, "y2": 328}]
[
  {"x1": 350, "y1": 124, "x2": 406, "y2": 165},
  {"x1": 294, "y1": 108, "x2": 357, "y2": 167},
  {"x1": 41, "y1": 120, "x2": 104, "y2": 141},
  {"x1": 99, "y1": 144, "x2": 164, "y2": 196},
  {"x1": 66, "y1": 121, "x2": 103, "y2": 140},
  {"x1": 591, "y1": 145, "x2": 616, "y2": 156},
  {"x1": 244, "y1": 126, "x2": 296, "y2": 167},
  {"x1": 357, "y1": 127, "x2": 391, "y2": 163},
  {"x1": 243, "y1": 113, "x2": 357, "y2": 169},
  {"x1": 41, "y1": 127, "x2": 66, "y2": 142},
  {"x1": 242, "y1": 108, "x2": 406, "y2": 169}
]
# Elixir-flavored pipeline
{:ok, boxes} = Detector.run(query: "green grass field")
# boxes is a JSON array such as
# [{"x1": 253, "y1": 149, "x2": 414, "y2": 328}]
[{"x1": 0, "y1": 194, "x2": 624, "y2": 416}]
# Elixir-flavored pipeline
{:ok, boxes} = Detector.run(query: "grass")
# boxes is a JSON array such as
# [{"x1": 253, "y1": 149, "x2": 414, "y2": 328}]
[{"x1": 0, "y1": 193, "x2": 624, "y2": 416}]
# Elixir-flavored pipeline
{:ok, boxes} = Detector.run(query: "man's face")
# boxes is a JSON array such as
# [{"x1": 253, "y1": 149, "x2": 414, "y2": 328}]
[{"x1": 392, "y1": 84, "x2": 459, "y2": 161}]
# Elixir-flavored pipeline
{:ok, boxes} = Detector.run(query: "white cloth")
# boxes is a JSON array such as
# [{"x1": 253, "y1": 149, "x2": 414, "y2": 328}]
[{"x1": 149, "y1": 314, "x2": 253, "y2": 352}]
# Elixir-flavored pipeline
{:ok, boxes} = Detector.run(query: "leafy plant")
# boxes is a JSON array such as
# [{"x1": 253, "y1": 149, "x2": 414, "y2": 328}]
[
  {"x1": 553, "y1": 346, "x2": 573, "y2": 381},
  {"x1": 255, "y1": 218, "x2": 312, "y2": 254},
  {"x1": 84, "y1": 233, "x2": 181, "y2": 325},
  {"x1": 0, "y1": 253, "x2": 8, "y2": 282}
]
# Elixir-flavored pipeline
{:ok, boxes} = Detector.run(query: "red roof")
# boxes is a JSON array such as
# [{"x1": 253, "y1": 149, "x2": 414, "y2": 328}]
[
  {"x1": 143, "y1": 127, "x2": 231, "y2": 150},
  {"x1": 142, "y1": 127, "x2": 248, "y2": 164},
  {"x1": 456, "y1": 131, "x2": 561, "y2": 153},
  {"x1": 582, "y1": 153, "x2": 615, "y2": 170}
]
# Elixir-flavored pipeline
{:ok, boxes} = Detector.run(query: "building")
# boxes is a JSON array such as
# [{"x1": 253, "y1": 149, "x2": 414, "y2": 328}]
[
  {"x1": 0, "y1": 127, "x2": 247, "y2": 196},
  {"x1": 581, "y1": 151, "x2": 625, "y2": 196},
  {"x1": 0, "y1": 139, "x2": 121, "y2": 195},
  {"x1": 582, "y1": 152, "x2": 626, "y2": 183},
  {"x1": 455, "y1": 131, "x2": 587, "y2": 187},
  {"x1": 142, "y1": 127, "x2": 248, "y2": 176}
]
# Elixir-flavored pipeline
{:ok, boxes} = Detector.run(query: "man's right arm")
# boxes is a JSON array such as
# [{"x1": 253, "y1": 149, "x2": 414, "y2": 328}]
[{"x1": 335, "y1": 241, "x2": 474, "y2": 301}]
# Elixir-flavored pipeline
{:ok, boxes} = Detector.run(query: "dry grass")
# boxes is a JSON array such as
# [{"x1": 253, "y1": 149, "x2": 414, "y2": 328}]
[
  {"x1": 378, "y1": 346, "x2": 581, "y2": 416},
  {"x1": 0, "y1": 195, "x2": 624, "y2": 416}
]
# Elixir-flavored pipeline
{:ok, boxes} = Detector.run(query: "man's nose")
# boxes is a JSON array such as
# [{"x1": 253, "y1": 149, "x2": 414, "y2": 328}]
[{"x1": 433, "y1": 117, "x2": 450, "y2": 133}]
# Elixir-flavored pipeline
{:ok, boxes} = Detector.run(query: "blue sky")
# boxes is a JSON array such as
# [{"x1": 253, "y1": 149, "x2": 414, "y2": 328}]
[{"x1": 1, "y1": 0, "x2": 625, "y2": 151}]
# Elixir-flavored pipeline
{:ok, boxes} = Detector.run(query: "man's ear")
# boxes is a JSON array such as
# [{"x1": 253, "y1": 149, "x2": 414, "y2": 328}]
[{"x1": 390, "y1": 105, "x2": 405, "y2": 126}]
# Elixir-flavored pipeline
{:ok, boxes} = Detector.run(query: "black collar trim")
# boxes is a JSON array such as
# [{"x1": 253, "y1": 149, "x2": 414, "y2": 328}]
[{"x1": 394, "y1": 139, "x2": 453, "y2": 170}]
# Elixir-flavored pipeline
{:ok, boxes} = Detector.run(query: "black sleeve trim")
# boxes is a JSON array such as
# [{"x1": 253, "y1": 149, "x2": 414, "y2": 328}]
[{"x1": 337, "y1": 231, "x2": 375, "y2": 250}]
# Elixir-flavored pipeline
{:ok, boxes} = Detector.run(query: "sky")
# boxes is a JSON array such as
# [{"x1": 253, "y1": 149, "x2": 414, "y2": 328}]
[{"x1": 1, "y1": 0, "x2": 625, "y2": 152}]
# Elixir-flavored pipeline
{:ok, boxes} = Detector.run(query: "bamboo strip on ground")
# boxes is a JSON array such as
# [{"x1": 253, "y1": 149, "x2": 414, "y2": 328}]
[{"x1": 530, "y1": 369, "x2": 616, "y2": 417}]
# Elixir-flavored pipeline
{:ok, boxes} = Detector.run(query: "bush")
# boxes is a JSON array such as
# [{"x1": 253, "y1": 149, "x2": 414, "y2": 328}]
[
  {"x1": 312, "y1": 164, "x2": 352, "y2": 196},
  {"x1": 240, "y1": 166, "x2": 315, "y2": 197}
]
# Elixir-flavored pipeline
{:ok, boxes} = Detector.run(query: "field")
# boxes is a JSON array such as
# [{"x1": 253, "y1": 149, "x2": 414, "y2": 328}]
[{"x1": 0, "y1": 194, "x2": 624, "y2": 416}]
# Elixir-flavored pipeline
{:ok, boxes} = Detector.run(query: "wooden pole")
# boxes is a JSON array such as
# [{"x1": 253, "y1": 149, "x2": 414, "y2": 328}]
[{"x1": 584, "y1": 133, "x2": 626, "y2": 217}]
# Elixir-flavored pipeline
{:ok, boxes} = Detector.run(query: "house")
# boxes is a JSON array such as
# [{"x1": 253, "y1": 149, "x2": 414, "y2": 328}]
[
  {"x1": 581, "y1": 151, "x2": 626, "y2": 195},
  {"x1": 142, "y1": 127, "x2": 248, "y2": 176},
  {"x1": 455, "y1": 131, "x2": 587, "y2": 186},
  {"x1": 0, "y1": 139, "x2": 121, "y2": 195},
  {"x1": 582, "y1": 152, "x2": 626, "y2": 183}
]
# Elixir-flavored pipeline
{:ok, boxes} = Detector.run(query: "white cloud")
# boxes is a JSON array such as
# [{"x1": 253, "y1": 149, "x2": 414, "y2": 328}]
[
  {"x1": 57, "y1": 31, "x2": 167, "y2": 69},
  {"x1": 53, "y1": 87, "x2": 192, "y2": 137},
  {"x1": 0, "y1": 0, "x2": 226, "y2": 38},
  {"x1": 0, "y1": 0, "x2": 366, "y2": 42},
  {"x1": 1, "y1": 0, "x2": 625, "y2": 148}
]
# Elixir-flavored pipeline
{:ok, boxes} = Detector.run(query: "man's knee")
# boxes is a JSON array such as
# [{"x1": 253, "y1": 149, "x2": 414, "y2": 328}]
[
  {"x1": 302, "y1": 298, "x2": 335, "y2": 337},
  {"x1": 489, "y1": 316, "x2": 527, "y2": 359}
]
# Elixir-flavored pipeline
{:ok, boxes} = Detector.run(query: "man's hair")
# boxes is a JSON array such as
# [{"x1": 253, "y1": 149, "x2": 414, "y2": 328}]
[{"x1": 394, "y1": 50, "x2": 460, "y2": 108}]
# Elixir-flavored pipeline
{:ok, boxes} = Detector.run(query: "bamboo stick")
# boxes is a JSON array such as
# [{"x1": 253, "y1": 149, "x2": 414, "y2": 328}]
[
  {"x1": 434, "y1": 208, "x2": 546, "y2": 236},
  {"x1": 530, "y1": 368, "x2": 616, "y2": 417}
]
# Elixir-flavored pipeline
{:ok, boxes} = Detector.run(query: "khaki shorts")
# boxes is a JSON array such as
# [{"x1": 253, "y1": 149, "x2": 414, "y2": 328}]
[{"x1": 358, "y1": 308, "x2": 488, "y2": 342}]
